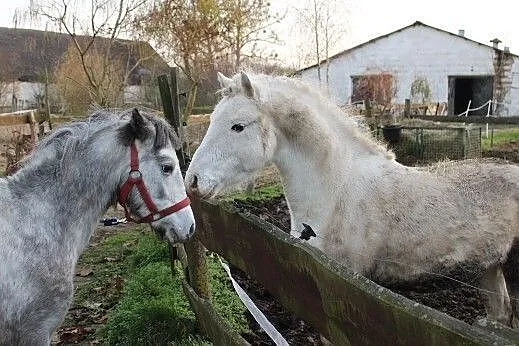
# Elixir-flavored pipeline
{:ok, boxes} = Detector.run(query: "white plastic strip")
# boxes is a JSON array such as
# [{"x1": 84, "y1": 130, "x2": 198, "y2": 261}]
[{"x1": 219, "y1": 258, "x2": 289, "y2": 346}]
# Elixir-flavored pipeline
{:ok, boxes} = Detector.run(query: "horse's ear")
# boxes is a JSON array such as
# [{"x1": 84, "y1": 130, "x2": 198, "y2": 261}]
[
  {"x1": 118, "y1": 108, "x2": 151, "y2": 145},
  {"x1": 217, "y1": 72, "x2": 232, "y2": 88},
  {"x1": 130, "y1": 108, "x2": 145, "y2": 133},
  {"x1": 240, "y1": 72, "x2": 254, "y2": 98}
]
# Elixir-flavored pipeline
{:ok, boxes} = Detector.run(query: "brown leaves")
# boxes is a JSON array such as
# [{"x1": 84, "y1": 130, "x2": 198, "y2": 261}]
[
  {"x1": 103, "y1": 256, "x2": 119, "y2": 262},
  {"x1": 55, "y1": 326, "x2": 92, "y2": 344},
  {"x1": 135, "y1": 0, "x2": 281, "y2": 80},
  {"x1": 76, "y1": 267, "x2": 94, "y2": 277}
]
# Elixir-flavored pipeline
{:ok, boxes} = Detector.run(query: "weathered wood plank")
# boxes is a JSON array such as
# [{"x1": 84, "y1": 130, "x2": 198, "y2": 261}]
[
  {"x1": 0, "y1": 110, "x2": 51, "y2": 127},
  {"x1": 192, "y1": 198, "x2": 519, "y2": 345},
  {"x1": 411, "y1": 115, "x2": 519, "y2": 124},
  {"x1": 0, "y1": 113, "x2": 32, "y2": 126},
  {"x1": 158, "y1": 71, "x2": 186, "y2": 170},
  {"x1": 182, "y1": 281, "x2": 250, "y2": 346}
]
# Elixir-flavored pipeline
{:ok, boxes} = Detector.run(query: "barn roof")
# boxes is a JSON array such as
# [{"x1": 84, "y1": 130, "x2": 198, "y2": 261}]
[
  {"x1": 297, "y1": 21, "x2": 518, "y2": 73},
  {"x1": 0, "y1": 27, "x2": 170, "y2": 84}
]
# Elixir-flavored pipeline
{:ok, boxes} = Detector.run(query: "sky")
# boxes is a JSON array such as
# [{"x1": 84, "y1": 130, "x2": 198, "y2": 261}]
[{"x1": 1, "y1": 0, "x2": 518, "y2": 68}]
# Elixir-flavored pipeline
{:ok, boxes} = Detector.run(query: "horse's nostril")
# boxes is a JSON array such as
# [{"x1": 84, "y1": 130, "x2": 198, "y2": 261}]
[
  {"x1": 189, "y1": 223, "x2": 195, "y2": 236},
  {"x1": 191, "y1": 175, "x2": 198, "y2": 189}
]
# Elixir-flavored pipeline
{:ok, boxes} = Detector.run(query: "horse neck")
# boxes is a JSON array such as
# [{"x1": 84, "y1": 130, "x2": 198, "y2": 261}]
[
  {"x1": 9, "y1": 137, "x2": 128, "y2": 254},
  {"x1": 270, "y1": 103, "x2": 392, "y2": 233},
  {"x1": 270, "y1": 110, "x2": 343, "y2": 231}
]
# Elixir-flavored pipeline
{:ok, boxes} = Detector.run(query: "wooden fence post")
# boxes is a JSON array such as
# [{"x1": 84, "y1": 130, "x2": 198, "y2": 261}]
[
  {"x1": 158, "y1": 71, "x2": 185, "y2": 170},
  {"x1": 365, "y1": 100, "x2": 372, "y2": 117},
  {"x1": 404, "y1": 99, "x2": 410, "y2": 118},
  {"x1": 27, "y1": 111, "x2": 37, "y2": 147},
  {"x1": 185, "y1": 238, "x2": 210, "y2": 299},
  {"x1": 157, "y1": 70, "x2": 210, "y2": 299}
]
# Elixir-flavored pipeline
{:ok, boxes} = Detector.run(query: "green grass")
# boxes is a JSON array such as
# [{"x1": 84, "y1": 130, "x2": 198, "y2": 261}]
[
  {"x1": 482, "y1": 127, "x2": 519, "y2": 150},
  {"x1": 207, "y1": 257, "x2": 250, "y2": 335},
  {"x1": 96, "y1": 229, "x2": 250, "y2": 345},
  {"x1": 102, "y1": 262, "x2": 203, "y2": 345},
  {"x1": 221, "y1": 183, "x2": 284, "y2": 203}
]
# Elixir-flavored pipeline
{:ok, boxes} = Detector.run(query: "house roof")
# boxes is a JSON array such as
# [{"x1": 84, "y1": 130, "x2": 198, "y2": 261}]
[
  {"x1": 0, "y1": 27, "x2": 170, "y2": 84},
  {"x1": 297, "y1": 21, "x2": 518, "y2": 73}
]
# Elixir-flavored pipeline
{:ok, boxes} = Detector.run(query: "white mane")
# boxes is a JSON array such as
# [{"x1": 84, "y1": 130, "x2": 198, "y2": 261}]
[{"x1": 224, "y1": 73, "x2": 394, "y2": 159}]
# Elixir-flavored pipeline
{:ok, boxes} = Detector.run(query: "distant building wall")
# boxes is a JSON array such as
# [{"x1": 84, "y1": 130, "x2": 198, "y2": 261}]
[{"x1": 298, "y1": 24, "x2": 519, "y2": 116}]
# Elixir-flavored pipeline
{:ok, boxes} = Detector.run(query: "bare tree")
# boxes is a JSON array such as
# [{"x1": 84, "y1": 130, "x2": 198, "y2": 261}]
[
  {"x1": 293, "y1": 0, "x2": 347, "y2": 85},
  {"x1": 0, "y1": 51, "x2": 17, "y2": 111},
  {"x1": 27, "y1": 0, "x2": 151, "y2": 107},
  {"x1": 136, "y1": 0, "x2": 282, "y2": 116},
  {"x1": 135, "y1": 0, "x2": 225, "y2": 116},
  {"x1": 56, "y1": 43, "x2": 125, "y2": 114},
  {"x1": 221, "y1": 0, "x2": 283, "y2": 71}
]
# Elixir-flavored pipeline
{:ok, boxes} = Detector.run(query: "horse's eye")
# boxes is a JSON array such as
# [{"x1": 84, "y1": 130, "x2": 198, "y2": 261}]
[
  {"x1": 161, "y1": 164, "x2": 174, "y2": 175},
  {"x1": 231, "y1": 124, "x2": 245, "y2": 132}
]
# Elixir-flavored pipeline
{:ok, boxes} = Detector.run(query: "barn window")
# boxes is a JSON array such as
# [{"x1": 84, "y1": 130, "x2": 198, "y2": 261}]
[{"x1": 351, "y1": 73, "x2": 395, "y2": 105}]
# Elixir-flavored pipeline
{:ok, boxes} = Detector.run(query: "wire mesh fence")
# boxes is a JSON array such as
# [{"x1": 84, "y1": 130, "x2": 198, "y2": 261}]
[{"x1": 377, "y1": 125, "x2": 482, "y2": 166}]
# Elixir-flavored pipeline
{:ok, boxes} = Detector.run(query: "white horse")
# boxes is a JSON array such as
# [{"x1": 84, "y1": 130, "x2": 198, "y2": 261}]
[
  {"x1": 0, "y1": 108, "x2": 195, "y2": 345},
  {"x1": 185, "y1": 72, "x2": 519, "y2": 327}
]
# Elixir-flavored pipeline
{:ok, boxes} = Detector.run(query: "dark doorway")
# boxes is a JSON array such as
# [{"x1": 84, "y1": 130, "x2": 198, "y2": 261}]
[{"x1": 448, "y1": 76, "x2": 493, "y2": 116}]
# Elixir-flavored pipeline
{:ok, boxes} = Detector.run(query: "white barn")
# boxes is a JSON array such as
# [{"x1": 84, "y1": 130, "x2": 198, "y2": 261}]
[{"x1": 297, "y1": 21, "x2": 519, "y2": 116}]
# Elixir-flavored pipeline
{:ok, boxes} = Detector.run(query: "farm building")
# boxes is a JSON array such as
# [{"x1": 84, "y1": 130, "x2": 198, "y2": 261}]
[
  {"x1": 0, "y1": 27, "x2": 169, "y2": 112},
  {"x1": 297, "y1": 21, "x2": 519, "y2": 116}
]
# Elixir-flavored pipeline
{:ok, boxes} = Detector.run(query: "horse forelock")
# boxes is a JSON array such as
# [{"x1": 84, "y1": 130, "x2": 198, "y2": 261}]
[
  {"x1": 116, "y1": 109, "x2": 180, "y2": 151},
  {"x1": 147, "y1": 114, "x2": 181, "y2": 151}
]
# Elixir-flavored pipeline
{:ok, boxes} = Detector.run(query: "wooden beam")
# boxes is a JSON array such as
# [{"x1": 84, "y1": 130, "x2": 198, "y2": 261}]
[
  {"x1": 0, "y1": 115, "x2": 30, "y2": 126},
  {"x1": 0, "y1": 110, "x2": 50, "y2": 127}
]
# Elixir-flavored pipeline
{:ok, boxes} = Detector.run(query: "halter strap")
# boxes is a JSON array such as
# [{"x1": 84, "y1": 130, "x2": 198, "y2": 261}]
[{"x1": 118, "y1": 142, "x2": 190, "y2": 223}]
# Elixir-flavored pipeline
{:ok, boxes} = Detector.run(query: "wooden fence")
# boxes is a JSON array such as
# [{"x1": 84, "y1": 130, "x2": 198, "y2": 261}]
[
  {"x1": 0, "y1": 109, "x2": 54, "y2": 173},
  {"x1": 184, "y1": 198, "x2": 519, "y2": 345},
  {"x1": 0, "y1": 109, "x2": 52, "y2": 137}
]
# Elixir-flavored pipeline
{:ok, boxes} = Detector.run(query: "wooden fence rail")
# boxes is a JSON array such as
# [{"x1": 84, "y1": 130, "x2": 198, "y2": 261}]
[
  {"x1": 0, "y1": 109, "x2": 51, "y2": 125},
  {"x1": 190, "y1": 198, "x2": 519, "y2": 345},
  {"x1": 0, "y1": 109, "x2": 48, "y2": 150}
]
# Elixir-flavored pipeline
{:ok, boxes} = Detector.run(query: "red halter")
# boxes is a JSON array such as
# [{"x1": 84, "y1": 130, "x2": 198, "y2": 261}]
[{"x1": 118, "y1": 142, "x2": 191, "y2": 223}]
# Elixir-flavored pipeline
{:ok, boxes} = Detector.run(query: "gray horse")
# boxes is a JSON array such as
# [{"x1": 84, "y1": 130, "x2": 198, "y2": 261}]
[{"x1": 0, "y1": 108, "x2": 195, "y2": 345}]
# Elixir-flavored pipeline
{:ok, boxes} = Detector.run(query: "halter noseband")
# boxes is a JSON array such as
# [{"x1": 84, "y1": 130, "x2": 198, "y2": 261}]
[{"x1": 118, "y1": 142, "x2": 191, "y2": 223}]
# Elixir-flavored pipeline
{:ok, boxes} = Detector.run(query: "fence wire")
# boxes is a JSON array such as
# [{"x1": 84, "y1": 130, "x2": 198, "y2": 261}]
[{"x1": 378, "y1": 126, "x2": 482, "y2": 165}]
